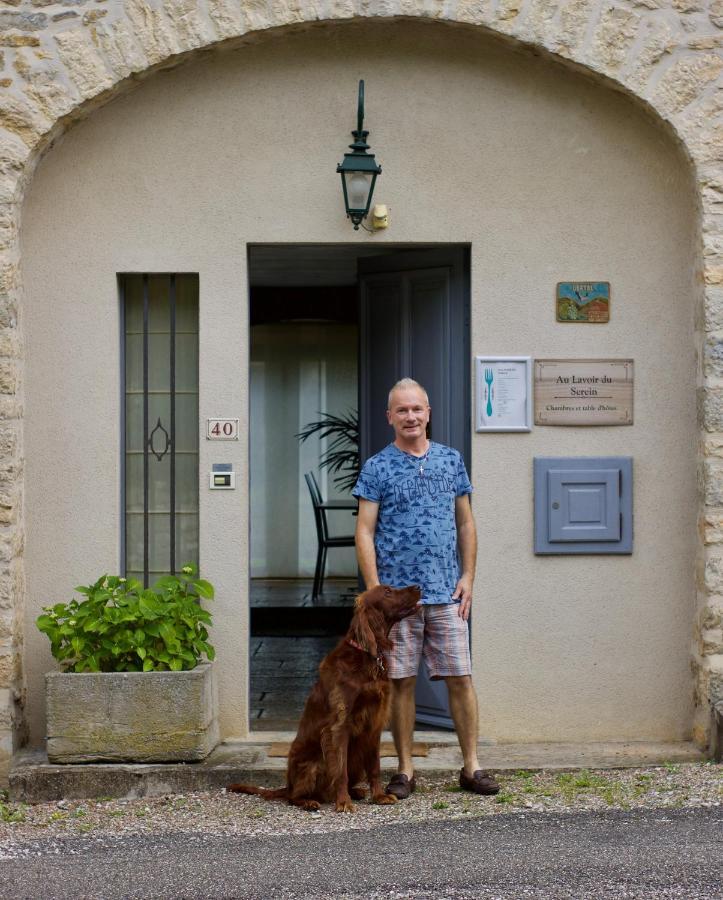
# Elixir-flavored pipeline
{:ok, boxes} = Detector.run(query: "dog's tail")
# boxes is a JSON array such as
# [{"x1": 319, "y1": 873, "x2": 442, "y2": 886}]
[{"x1": 226, "y1": 783, "x2": 289, "y2": 800}]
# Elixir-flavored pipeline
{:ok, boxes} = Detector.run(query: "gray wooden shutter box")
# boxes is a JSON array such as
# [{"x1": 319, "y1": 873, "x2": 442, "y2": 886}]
[{"x1": 534, "y1": 457, "x2": 633, "y2": 554}]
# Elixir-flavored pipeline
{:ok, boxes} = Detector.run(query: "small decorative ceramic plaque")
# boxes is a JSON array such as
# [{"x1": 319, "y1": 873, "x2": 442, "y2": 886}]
[
  {"x1": 556, "y1": 282, "x2": 610, "y2": 323},
  {"x1": 534, "y1": 359, "x2": 633, "y2": 426}
]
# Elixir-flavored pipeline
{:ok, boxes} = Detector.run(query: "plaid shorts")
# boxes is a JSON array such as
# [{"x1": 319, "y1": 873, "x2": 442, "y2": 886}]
[{"x1": 386, "y1": 603, "x2": 472, "y2": 680}]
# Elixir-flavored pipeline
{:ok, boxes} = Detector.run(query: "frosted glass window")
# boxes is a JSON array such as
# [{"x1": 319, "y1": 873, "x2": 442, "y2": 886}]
[{"x1": 122, "y1": 274, "x2": 199, "y2": 586}]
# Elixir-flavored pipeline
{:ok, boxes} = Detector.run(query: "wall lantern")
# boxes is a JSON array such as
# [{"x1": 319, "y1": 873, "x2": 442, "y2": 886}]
[{"x1": 337, "y1": 80, "x2": 382, "y2": 230}]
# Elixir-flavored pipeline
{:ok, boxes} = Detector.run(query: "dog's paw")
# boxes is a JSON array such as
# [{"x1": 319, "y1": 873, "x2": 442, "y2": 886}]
[
  {"x1": 373, "y1": 793, "x2": 397, "y2": 805},
  {"x1": 350, "y1": 786, "x2": 367, "y2": 800},
  {"x1": 299, "y1": 799, "x2": 321, "y2": 811},
  {"x1": 335, "y1": 798, "x2": 356, "y2": 813}
]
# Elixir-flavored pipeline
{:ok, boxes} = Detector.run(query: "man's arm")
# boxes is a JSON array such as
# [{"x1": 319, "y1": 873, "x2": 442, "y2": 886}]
[
  {"x1": 452, "y1": 494, "x2": 477, "y2": 620},
  {"x1": 355, "y1": 498, "x2": 381, "y2": 589}
]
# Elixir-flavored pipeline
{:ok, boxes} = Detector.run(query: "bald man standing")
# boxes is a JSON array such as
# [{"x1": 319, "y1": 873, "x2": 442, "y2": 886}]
[{"x1": 353, "y1": 378, "x2": 499, "y2": 799}]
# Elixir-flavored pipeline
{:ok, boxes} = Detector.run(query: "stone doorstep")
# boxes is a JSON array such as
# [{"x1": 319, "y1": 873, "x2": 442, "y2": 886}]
[{"x1": 8, "y1": 736, "x2": 708, "y2": 804}]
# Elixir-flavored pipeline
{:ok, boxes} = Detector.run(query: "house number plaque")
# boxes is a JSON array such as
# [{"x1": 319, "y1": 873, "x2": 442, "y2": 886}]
[{"x1": 206, "y1": 418, "x2": 239, "y2": 440}]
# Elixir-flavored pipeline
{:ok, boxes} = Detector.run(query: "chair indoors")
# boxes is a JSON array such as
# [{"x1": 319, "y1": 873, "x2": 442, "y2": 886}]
[{"x1": 304, "y1": 472, "x2": 356, "y2": 603}]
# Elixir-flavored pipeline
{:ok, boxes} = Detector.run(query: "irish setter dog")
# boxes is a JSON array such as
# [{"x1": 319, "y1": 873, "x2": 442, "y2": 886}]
[{"x1": 228, "y1": 584, "x2": 421, "y2": 812}]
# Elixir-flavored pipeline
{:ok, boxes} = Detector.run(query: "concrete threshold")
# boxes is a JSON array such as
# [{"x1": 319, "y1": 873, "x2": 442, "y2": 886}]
[{"x1": 8, "y1": 735, "x2": 707, "y2": 804}]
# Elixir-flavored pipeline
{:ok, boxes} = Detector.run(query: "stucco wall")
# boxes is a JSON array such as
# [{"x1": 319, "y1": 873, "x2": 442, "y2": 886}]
[{"x1": 20, "y1": 20, "x2": 697, "y2": 744}]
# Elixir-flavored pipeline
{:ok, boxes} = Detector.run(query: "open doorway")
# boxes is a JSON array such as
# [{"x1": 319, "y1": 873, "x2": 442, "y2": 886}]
[{"x1": 248, "y1": 244, "x2": 470, "y2": 731}]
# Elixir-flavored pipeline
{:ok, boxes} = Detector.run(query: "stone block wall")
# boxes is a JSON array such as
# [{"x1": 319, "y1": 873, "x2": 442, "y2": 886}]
[{"x1": 0, "y1": 0, "x2": 722, "y2": 775}]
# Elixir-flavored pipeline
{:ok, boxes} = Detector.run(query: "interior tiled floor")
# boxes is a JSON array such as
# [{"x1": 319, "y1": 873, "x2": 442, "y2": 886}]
[
  {"x1": 249, "y1": 578, "x2": 357, "y2": 730},
  {"x1": 250, "y1": 577, "x2": 358, "y2": 608}
]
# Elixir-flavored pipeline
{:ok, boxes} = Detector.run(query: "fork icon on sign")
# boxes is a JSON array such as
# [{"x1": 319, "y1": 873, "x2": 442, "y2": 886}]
[{"x1": 484, "y1": 368, "x2": 494, "y2": 417}]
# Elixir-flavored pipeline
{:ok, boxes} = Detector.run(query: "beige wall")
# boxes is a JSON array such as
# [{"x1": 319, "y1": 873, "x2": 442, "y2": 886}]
[{"x1": 20, "y1": 20, "x2": 697, "y2": 744}]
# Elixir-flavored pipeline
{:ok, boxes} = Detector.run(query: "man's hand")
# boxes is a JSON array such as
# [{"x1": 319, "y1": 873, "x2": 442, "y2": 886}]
[
  {"x1": 453, "y1": 495, "x2": 477, "y2": 620},
  {"x1": 452, "y1": 573, "x2": 474, "y2": 620}
]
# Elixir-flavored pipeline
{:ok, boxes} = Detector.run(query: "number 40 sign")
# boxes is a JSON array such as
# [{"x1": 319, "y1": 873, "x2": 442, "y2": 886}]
[{"x1": 206, "y1": 418, "x2": 239, "y2": 440}]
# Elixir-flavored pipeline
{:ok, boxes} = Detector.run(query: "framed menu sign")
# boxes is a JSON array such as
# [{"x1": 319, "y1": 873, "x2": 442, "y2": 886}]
[
  {"x1": 475, "y1": 357, "x2": 532, "y2": 432},
  {"x1": 534, "y1": 359, "x2": 634, "y2": 426}
]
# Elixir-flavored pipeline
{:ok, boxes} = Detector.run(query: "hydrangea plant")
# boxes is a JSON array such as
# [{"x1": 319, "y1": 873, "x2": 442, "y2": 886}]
[{"x1": 36, "y1": 564, "x2": 215, "y2": 673}]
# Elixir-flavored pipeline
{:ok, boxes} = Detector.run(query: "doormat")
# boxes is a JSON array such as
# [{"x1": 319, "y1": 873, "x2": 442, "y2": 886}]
[{"x1": 267, "y1": 741, "x2": 429, "y2": 758}]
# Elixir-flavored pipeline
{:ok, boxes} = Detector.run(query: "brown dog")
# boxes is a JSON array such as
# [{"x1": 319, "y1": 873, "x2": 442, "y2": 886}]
[{"x1": 228, "y1": 584, "x2": 421, "y2": 812}]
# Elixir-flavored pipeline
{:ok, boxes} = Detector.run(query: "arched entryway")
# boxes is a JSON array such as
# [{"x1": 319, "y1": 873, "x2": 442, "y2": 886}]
[{"x1": 0, "y1": 3, "x2": 718, "y2": 774}]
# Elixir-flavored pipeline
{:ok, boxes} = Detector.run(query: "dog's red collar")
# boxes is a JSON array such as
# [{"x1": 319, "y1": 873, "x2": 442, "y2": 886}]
[{"x1": 346, "y1": 638, "x2": 386, "y2": 674}]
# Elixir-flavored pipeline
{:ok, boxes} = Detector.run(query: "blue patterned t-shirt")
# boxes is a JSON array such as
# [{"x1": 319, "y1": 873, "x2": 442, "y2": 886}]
[{"x1": 352, "y1": 442, "x2": 472, "y2": 604}]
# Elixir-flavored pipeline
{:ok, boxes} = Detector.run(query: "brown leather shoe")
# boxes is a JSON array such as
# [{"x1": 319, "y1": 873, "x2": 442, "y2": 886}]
[
  {"x1": 459, "y1": 768, "x2": 500, "y2": 795},
  {"x1": 385, "y1": 773, "x2": 416, "y2": 799}
]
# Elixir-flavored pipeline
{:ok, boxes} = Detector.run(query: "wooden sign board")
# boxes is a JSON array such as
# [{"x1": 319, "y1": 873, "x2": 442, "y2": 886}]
[{"x1": 534, "y1": 359, "x2": 633, "y2": 426}]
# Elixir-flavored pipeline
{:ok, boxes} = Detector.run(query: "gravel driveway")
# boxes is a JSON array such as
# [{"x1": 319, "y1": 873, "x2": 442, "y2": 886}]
[{"x1": 1, "y1": 762, "x2": 720, "y2": 845}]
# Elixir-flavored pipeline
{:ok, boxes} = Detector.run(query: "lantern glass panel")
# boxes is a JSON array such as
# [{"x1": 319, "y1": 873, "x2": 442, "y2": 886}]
[{"x1": 344, "y1": 171, "x2": 373, "y2": 212}]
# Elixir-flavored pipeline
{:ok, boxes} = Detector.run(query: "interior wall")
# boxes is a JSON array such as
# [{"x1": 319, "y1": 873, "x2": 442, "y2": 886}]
[
  {"x1": 20, "y1": 19, "x2": 697, "y2": 743},
  {"x1": 250, "y1": 322, "x2": 357, "y2": 578}
]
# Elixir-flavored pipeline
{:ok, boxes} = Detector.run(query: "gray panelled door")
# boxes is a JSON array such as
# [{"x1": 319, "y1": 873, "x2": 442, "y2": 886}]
[{"x1": 358, "y1": 247, "x2": 470, "y2": 728}]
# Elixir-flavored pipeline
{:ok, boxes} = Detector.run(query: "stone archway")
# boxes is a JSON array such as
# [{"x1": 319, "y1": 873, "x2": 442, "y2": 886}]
[{"x1": 0, "y1": 0, "x2": 720, "y2": 774}]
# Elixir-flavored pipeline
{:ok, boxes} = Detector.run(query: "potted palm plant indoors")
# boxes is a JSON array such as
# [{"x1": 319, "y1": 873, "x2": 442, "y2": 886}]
[{"x1": 296, "y1": 409, "x2": 360, "y2": 492}]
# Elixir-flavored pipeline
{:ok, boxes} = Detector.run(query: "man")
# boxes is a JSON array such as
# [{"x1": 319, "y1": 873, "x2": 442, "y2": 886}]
[{"x1": 353, "y1": 377, "x2": 499, "y2": 799}]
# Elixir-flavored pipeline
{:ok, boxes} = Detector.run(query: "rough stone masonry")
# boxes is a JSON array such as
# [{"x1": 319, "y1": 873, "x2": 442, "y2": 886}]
[{"x1": 1, "y1": 0, "x2": 723, "y2": 780}]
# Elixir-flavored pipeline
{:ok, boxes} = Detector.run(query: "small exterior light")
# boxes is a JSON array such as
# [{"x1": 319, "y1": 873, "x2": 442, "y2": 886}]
[{"x1": 337, "y1": 80, "x2": 382, "y2": 230}]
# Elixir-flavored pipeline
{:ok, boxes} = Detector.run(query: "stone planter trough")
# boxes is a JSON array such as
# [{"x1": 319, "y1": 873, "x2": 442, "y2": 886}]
[{"x1": 45, "y1": 662, "x2": 219, "y2": 763}]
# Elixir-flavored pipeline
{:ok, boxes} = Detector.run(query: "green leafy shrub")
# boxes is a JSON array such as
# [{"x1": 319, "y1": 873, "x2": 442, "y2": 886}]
[{"x1": 36, "y1": 565, "x2": 215, "y2": 673}]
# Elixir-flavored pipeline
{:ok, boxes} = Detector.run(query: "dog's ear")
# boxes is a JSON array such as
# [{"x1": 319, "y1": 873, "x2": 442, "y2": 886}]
[
  {"x1": 349, "y1": 605, "x2": 378, "y2": 658},
  {"x1": 354, "y1": 585, "x2": 385, "y2": 610}
]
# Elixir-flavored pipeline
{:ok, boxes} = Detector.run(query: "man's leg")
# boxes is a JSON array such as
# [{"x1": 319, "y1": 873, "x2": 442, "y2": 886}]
[
  {"x1": 390, "y1": 675, "x2": 417, "y2": 777},
  {"x1": 385, "y1": 610, "x2": 423, "y2": 796},
  {"x1": 445, "y1": 675, "x2": 480, "y2": 777}
]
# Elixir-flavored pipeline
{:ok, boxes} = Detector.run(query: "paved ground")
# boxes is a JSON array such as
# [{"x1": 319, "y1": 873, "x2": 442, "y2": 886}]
[{"x1": 0, "y1": 807, "x2": 721, "y2": 899}]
